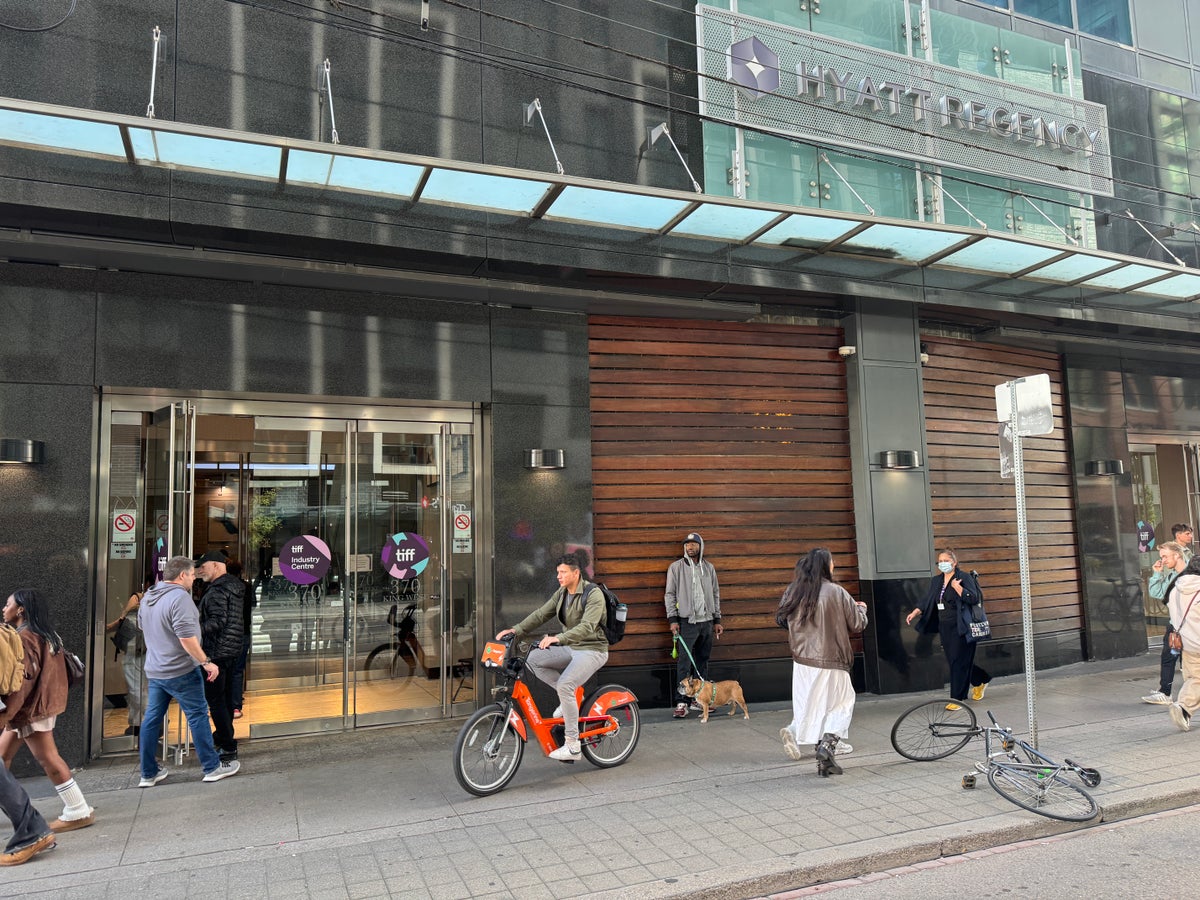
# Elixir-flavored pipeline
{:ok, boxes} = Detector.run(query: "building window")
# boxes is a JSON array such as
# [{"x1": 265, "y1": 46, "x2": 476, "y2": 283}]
[
  {"x1": 1012, "y1": 0, "x2": 1073, "y2": 28},
  {"x1": 1078, "y1": 0, "x2": 1132, "y2": 44}
]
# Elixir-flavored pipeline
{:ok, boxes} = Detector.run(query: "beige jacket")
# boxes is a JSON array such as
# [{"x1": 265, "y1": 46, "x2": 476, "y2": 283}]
[
  {"x1": 786, "y1": 581, "x2": 868, "y2": 672},
  {"x1": 1169, "y1": 574, "x2": 1200, "y2": 650}
]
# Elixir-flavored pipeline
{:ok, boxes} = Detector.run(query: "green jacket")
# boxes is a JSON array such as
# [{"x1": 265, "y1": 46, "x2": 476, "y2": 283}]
[{"x1": 513, "y1": 581, "x2": 609, "y2": 652}]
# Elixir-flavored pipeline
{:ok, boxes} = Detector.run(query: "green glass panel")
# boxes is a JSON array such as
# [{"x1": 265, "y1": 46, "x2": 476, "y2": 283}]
[
  {"x1": 735, "y1": 0, "x2": 807, "y2": 30},
  {"x1": 928, "y1": 10, "x2": 1001, "y2": 79},
  {"x1": 937, "y1": 169, "x2": 1014, "y2": 233},
  {"x1": 999, "y1": 29, "x2": 1063, "y2": 94},
  {"x1": 810, "y1": 0, "x2": 907, "y2": 54},
  {"x1": 702, "y1": 122, "x2": 737, "y2": 201},
  {"x1": 742, "y1": 130, "x2": 819, "y2": 210},
  {"x1": 817, "y1": 148, "x2": 916, "y2": 220}
]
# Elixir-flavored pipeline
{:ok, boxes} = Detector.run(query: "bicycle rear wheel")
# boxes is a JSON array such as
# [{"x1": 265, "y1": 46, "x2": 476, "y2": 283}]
[
  {"x1": 453, "y1": 705, "x2": 524, "y2": 796},
  {"x1": 987, "y1": 765, "x2": 1099, "y2": 821},
  {"x1": 890, "y1": 699, "x2": 977, "y2": 761},
  {"x1": 579, "y1": 688, "x2": 640, "y2": 768}
]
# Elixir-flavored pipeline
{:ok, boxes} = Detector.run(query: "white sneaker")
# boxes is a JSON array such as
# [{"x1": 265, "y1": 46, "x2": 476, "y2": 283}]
[
  {"x1": 779, "y1": 727, "x2": 803, "y2": 761},
  {"x1": 1169, "y1": 703, "x2": 1192, "y2": 732},
  {"x1": 1142, "y1": 690, "x2": 1172, "y2": 705},
  {"x1": 834, "y1": 742, "x2": 853, "y2": 756},
  {"x1": 138, "y1": 767, "x2": 168, "y2": 788},
  {"x1": 548, "y1": 741, "x2": 581, "y2": 762},
  {"x1": 551, "y1": 705, "x2": 563, "y2": 719},
  {"x1": 202, "y1": 760, "x2": 241, "y2": 782}
]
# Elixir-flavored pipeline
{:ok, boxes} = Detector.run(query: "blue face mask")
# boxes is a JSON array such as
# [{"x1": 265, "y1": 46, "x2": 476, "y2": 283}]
[{"x1": 937, "y1": 561, "x2": 954, "y2": 574}]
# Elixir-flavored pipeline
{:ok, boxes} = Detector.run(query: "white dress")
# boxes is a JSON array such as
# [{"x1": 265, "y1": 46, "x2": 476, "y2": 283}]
[{"x1": 784, "y1": 663, "x2": 855, "y2": 744}]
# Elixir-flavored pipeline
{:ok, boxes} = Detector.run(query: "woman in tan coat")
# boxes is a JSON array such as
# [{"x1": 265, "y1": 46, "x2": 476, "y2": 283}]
[
  {"x1": 0, "y1": 589, "x2": 94, "y2": 832},
  {"x1": 776, "y1": 548, "x2": 868, "y2": 776}
]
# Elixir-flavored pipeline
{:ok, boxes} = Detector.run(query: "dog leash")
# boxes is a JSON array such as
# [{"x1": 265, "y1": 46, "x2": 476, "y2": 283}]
[{"x1": 672, "y1": 632, "x2": 701, "y2": 673}]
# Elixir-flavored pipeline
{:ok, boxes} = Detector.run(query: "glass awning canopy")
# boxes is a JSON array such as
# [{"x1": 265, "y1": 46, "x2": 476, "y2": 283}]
[{"x1": 3, "y1": 96, "x2": 1199, "y2": 308}]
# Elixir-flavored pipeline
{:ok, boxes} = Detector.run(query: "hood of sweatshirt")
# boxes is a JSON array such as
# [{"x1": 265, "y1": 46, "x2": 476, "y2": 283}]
[{"x1": 143, "y1": 580, "x2": 186, "y2": 607}]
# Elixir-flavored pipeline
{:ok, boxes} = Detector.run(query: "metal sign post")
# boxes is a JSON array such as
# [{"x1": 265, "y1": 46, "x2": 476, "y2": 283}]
[{"x1": 995, "y1": 374, "x2": 1054, "y2": 748}]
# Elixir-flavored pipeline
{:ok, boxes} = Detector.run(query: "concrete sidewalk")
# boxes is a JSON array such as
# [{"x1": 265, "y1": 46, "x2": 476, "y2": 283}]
[{"x1": 5, "y1": 653, "x2": 1198, "y2": 900}]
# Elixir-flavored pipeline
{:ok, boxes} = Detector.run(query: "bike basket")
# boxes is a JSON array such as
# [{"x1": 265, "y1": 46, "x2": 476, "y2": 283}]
[{"x1": 481, "y1": 641, "x2": 509, "y2": 668}]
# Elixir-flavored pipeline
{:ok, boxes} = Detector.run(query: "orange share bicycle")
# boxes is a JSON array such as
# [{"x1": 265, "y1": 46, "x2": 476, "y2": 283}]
[{"x1": 452, "y1": 635, "x2": 641, "y2": 796}]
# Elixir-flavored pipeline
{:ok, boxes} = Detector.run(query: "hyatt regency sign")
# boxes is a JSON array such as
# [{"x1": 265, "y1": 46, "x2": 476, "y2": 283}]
[{"x1": 696, "y1": 6, "x2": 1113, "y2": 197}]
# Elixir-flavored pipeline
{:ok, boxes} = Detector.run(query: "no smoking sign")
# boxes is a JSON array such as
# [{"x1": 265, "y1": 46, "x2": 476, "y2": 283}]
[{"x1": 112, "y1": 511, "x2": 138, "y2": 542}]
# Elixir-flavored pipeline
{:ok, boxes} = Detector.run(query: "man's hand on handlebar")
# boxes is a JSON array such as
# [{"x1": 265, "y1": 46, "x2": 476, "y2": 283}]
[{"x1": 495, "y1": 628, "x2": 515, "y2": 640}]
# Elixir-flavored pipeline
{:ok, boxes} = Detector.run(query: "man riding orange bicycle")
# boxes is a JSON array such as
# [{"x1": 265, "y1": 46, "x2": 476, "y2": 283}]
[{"x1": 495, "y1": 553, "x2": 608, "y2": 762}]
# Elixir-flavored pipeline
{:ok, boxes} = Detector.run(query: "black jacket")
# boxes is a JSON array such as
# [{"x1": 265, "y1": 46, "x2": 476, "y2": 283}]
[
  {"x1": 199, "y1": 573, "x2": 246, "y2": 660},
  {"x1": 912, "y1": 568, "x2": 982, "y2": 636}
]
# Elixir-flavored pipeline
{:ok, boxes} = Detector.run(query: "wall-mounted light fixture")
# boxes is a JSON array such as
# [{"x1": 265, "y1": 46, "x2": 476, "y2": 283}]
[
  {"x1": 919, "y1": 342, "x2": 930, "y2": 365},
  {"x1": 524, "y1": 449, "x2": 565, "y2": 470},
  {"x1": 1084, "y1": 459, "x2": 1124, "y2": 477},
  {"x1": 0, "y1": 439, "x2": 46, "y2": 465},
  {"x1": 879, "y1": 450, "x2": 921, "y2": 470}
]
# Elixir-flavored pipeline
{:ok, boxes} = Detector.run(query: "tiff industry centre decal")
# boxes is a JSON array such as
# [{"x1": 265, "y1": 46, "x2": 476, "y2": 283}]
[{"x1": 696, "y1": 5, "x2": 1113, "y2": 197}]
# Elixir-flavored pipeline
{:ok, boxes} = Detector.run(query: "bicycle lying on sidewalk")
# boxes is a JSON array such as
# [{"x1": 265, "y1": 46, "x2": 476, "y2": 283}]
[
  {"x1": 890, "y1": 700, "x2": 1101, "y2": 822},
  {"x1": 452, "y1": 635, "x2": 640, "y2": 796}
]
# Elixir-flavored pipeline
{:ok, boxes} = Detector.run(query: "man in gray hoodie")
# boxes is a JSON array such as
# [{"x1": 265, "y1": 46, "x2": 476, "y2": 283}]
[
  {"x1": 137, "y1": 556, "x2": 241, "y2": 787},
  {"x1": 665, "y1": 532, "x2": 722, "y2": 718}
]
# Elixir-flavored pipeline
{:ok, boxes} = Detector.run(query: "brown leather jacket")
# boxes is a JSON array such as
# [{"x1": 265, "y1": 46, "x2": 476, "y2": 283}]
[
  {"x1": 0, "y1": 630, "x2": 69, "y2": 730},
  {"x1": 785, "y1": 581, "x2": 868, "y2": 672}
]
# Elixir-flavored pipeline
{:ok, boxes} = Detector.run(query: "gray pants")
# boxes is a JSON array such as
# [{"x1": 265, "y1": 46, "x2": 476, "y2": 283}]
[
  {"x1": 0, "y1": 756, "x2": 49, "y2": 852},
  {"x1": 524, "y1": 645, "x2": 608, "y2": 743}
]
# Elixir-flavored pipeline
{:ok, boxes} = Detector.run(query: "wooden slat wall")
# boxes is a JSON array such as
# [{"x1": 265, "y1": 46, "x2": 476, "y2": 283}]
[
  {"x1": 922, "y1": 336, "x2": 1082, "y2": 640},
  {"x1": 590, "y1": 316, "x2": 856, "y2": 669}
]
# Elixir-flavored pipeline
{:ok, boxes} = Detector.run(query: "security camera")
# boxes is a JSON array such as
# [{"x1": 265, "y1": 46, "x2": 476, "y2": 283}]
[
  {"x1": 919, "y1": 351, "x2": 930, "y2": 365},
  {"x1": 837, "y1": 345, "x2": 856, "y2": 358}
]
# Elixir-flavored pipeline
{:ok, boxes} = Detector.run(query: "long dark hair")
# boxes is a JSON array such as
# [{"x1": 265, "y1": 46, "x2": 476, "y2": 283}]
[
  {"x1": 775, "y1": 548, "x2": 834, "y2": 628},
  {"x1": 8, "y1": 588, "x2": 63, "y2": 653}
]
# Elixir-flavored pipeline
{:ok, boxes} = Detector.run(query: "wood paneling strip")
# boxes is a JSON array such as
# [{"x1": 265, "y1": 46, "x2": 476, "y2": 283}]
[
  {"x1": 591, "y1": 316, "x2": 856, "y2": 668},
  {"x1": 922, "y1": 335, "x2": 1083, "y2": 642}
]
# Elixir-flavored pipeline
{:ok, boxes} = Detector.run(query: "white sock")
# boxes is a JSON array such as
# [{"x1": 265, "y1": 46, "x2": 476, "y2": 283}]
[{"x1": 55, "y1": 778, "x2": 91, "y2": 819}]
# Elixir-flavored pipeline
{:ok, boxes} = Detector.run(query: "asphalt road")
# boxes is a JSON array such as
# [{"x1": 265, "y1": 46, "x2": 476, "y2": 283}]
[{"x1": 788, "y1": 804, "x2": 1199, "y2": 898}]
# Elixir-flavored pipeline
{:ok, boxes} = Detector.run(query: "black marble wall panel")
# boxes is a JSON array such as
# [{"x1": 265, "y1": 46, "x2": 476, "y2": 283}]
[
  {"x1": 0, "y1": 264, "x2": 98, "y2": 386},
  {"x1": 94, "y1": 270, "x2": 492, "y2": 401},
  {"x1": 0, "y1": 382, "x2": 95, "y2": 773}
]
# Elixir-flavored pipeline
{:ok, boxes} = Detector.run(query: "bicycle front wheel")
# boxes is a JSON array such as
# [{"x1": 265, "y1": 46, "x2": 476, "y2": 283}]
[
  {"x1": 890, "y1": 699, "x2": 977, "y2": 761},
  {"x1": 987, "y1": 765, "x2": 1099, "y2": 822},
  {"x1": 453, "y1": 705, "x2": 524, "y2": 796},
  {"x1": 580, "y1": 692, "x2": 640, "y2": 769}
]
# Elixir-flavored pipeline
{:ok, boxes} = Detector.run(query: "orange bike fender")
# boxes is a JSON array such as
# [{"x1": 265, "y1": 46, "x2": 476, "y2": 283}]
[
  {"x1": 587, "y1": 689, "x2": 637, "y2": 717},
  {"x1": 507, "y1": 708, "x2": 528, "y2": 741}
]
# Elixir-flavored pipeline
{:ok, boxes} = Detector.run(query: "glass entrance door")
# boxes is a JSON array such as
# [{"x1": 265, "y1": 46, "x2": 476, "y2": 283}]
[{"x1": 97, "y1": 397, "x2": 480, "y2": 753}]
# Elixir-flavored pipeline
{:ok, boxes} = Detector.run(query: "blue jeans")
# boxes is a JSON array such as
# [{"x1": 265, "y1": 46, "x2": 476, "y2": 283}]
[
  {"x1": 140, "y1": 669, "x2": 222, "y2": 777},
  {"x1": 0, "y1": 761, "x2": 49, "y2": 851}
]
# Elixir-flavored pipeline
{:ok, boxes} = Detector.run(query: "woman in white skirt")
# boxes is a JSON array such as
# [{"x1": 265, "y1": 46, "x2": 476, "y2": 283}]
[{"x1": 777, "y1": 548, "x2": 868, "y2": 776}]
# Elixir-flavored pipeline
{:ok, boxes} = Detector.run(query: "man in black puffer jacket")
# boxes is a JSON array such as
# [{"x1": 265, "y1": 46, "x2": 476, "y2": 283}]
[{"x1": 195, "y1": 551, "x2": 245, "y2": 762}]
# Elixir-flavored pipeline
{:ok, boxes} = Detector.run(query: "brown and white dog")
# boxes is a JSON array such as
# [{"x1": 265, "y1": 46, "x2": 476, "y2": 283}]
[{"x1": 678, "y1": 676, "x2": 750, "y2": 724}]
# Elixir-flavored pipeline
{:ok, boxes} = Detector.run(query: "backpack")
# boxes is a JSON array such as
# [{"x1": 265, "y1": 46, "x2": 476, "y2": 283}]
[
  {"x1": 558, "y1": 581, "x2": 627, "y2": 645},
  {"x1": 0, "y1": 624, "x2": 25, "y2": 697}
]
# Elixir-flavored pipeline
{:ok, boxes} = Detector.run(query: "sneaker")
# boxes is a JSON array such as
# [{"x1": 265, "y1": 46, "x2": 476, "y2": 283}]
[
  {"x1": 202, "y1": 760, "x2": 241, "y2": 782},
  {"x1": 1142, "y1": 690, "x2": 1172, "y2": 705},
  {"x1": 0, "y1": 832, "x2": 55, "y2": 867},
  {"x1": 548, "y1": 741, "x2": 581, "y2": 762},
  {"x1": 673, "y1": 703, "x2": 689, "y2": 719},
  {"x1": 780, "y1": 727, "x2": 803, "y2": 761},
  {"x1": 970, "y1": 683, "x2": 987, "y2": 702},
  {"x1": 945, "y1": 703, "x2": 962, "y2": 711},
  {"x1": 834, "y1": 742, "x2": 853, "y2": 756},
  {"x1": 232, "y1": 709, "x2": 243, "y2": 719},
  {"x1": 551, "y1": 705, "x2": 563, "y2": 719},
  {"x1": 689, "y1": 701, "x2": 703, "y2": 713},
  {"x1": 49, "y1": 811, "x2": 95, "y2": 834},
  {"x1": 219, "y1": 751, "x2": 238, "y2": 764},
  {"x1": 138, "y1": 767, "x2": 169, "y2": 788},
  {"x1": 1169, "y1": 703, "x2": 1191, "y2": 732}
]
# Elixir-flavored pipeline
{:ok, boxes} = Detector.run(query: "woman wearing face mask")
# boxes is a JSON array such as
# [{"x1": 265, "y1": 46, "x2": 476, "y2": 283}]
[{"x1": 905, "y1": 549, "x2": 990, "y2": 708}]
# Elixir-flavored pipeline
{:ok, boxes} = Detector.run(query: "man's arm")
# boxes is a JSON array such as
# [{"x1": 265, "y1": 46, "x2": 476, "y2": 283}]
[
  {"x1": 664, "y1": 563, "x2": 681, "y2": 631},
  {"x1": 179, "y1": 636, "x2": 219, "y2": 682}
]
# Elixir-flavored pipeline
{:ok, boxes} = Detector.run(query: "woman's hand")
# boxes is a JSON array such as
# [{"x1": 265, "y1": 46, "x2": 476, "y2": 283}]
[
  {"x1": 905, "y1": 609, "x2": 920, "y2": 625},
  {"x1": 951, "y1": 577, "x2": 964, "y2": 596}
]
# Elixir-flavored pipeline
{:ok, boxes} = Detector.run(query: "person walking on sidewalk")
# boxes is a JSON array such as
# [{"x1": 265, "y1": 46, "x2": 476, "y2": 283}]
[
  {"x1": 776, "y1": 548, "x2": 867, "y2": 775},
  {"x1": 1143, "y1": 540, "x2": 1189, "y2": 705},
  {"x1": 905, "y1": 549, "x2": 990, "y2": 706},
  {"x1": 137, "y1": 556, "x2": 240, "y2": 786},
  {"x1": 0, "y1": 589, "x2": 95, "y2": 835},
  {"x1": 665, "y1": 532, "x2": 722, "y2": 719},
  {"x1": 194, "y1": 551, "x2": 244, "y2": 762},
  {"x1": 1167, "y1": 556, "x2": 1200, "y2": 732},
  {"x1": 0, "y1": 686, "x2": 55, "y2": 867},
  {"x1": 495, "y1": 553, "x2": 609, "y2": 763}
]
